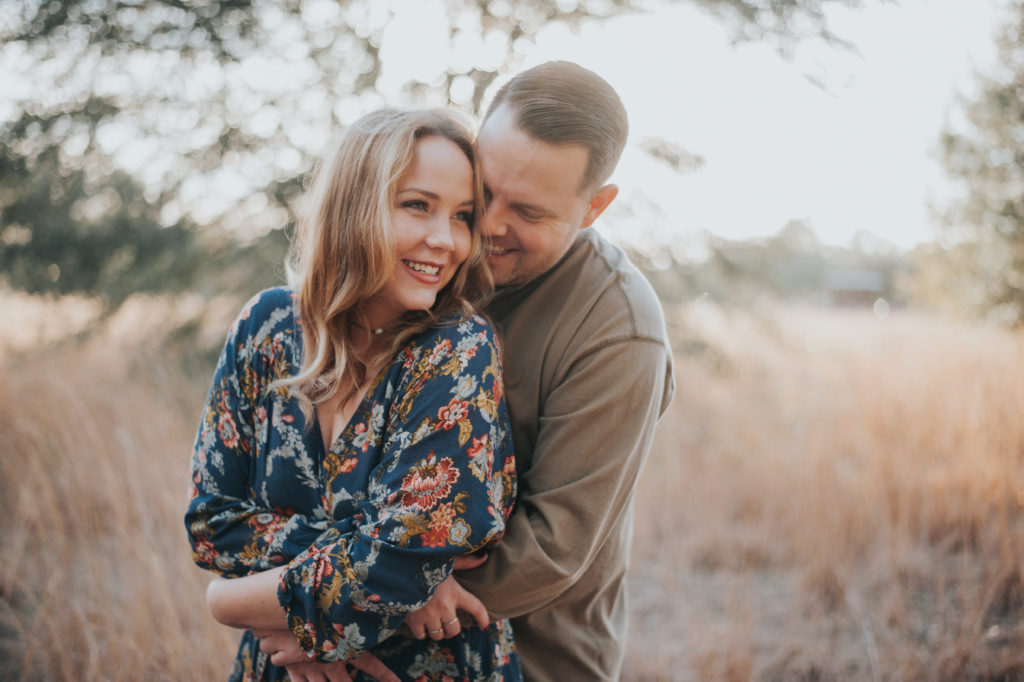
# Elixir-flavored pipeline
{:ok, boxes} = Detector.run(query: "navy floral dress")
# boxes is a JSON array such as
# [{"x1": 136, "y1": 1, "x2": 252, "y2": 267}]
[{"x1": 185, "y1": 288, "x2": 520, "y2": 681}]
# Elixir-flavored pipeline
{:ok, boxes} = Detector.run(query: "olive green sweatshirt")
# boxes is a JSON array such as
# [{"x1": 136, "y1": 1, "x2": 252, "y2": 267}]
[{"x1": 459, "y1": 228, "x2": 674, "y2": 681}]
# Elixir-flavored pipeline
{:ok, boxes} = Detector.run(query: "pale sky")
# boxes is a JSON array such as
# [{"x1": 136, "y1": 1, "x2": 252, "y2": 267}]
[
  {"x1": 380, "y1": 0, "x2": 1008, "y2": 252},
  {"x1": 2, "y1": 1, "x2": 1009, "y2": 254}
]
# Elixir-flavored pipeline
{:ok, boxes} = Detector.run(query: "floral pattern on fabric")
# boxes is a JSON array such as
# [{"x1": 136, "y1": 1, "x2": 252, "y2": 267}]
[{"x1": 186, "y1": 287, "x2": 520, "y2": 681}]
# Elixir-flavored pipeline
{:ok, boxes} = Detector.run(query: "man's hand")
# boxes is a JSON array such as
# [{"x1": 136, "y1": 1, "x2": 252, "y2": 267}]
[
  {"x1": 403, "y1": 554, "x2": 490, "y2": 641},
  {"x1": 252, "y1": 629, "x2": 399, "y2": 682}
]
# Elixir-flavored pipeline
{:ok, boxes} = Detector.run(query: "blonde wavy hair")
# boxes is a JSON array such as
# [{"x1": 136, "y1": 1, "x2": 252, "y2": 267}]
[{"x1": 280, "y1": 108, "x2": 490, "y2": 416}]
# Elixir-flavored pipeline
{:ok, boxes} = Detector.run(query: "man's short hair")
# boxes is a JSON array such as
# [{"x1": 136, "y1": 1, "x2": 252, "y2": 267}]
[{"x1": 484, "y1": 61, "x2": 628, "y2": 193}]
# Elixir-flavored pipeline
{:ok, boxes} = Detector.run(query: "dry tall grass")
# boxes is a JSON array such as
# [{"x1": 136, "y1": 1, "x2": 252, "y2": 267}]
[
  {"x1": 626, "y1": 304, "x2": 1024, "y2": 681},
  {"x1": 0, "y1": 296, "x2": 237, "y2": 681},
  {"x1": 2, "y1": 296, "x2": 1023, "y2": 680}
]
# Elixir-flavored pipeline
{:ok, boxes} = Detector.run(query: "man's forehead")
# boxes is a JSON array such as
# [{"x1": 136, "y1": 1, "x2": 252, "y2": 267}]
[{"x1": 478, "y1": 105, "x2": 589, "y2": 196}]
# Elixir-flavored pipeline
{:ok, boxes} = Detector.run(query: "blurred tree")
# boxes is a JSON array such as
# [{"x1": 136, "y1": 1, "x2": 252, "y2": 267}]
[
  {"x1": 0, "y1": 97, "x2": 205, "y2": 307},
  {"x1": 921, "y1": 1, "x2": 1024, "y2": 324},
  {"x1": 0, "y1": 0, "x2": 868, "y2": 309},
  {"x1": 633, "y1": 219, "x2": 905, "y2": 306},
  {"x1": 899, "y1": 242, "x2": 990, "y2": 320}
]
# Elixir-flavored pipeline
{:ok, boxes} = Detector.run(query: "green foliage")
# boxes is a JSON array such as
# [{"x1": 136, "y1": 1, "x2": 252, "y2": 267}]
[
  {"x1": 7, "y1": 0, "x2": 262, "y2": 59},
  {"x1": 0, "y1": 97, "x2": 204, "y2": 307},
  {"x1": 915, "y1": 1, "x2": 1024, "y2": 324},
  {"x1": 0, "y1": 0, "x2": 868, "y2": 313},
  {"x1": 633, "y1": 220, "x2": 906, "y2": 307}
]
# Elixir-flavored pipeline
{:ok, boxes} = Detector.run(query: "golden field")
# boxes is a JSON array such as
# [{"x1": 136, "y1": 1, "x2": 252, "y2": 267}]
[{"x1": 2, "y1": 294, "x2": 1023, "y2": 681}]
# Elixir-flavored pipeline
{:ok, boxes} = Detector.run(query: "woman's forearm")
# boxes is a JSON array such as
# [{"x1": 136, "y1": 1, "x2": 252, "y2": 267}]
[{"x1": 206, "y1": 567, "x2": 290, "y2": 630}]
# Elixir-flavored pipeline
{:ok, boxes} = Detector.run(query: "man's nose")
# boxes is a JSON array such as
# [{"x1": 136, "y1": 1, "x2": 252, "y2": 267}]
[{"x1": 480, "y1": 203, "x2": 507, "y2": 237}]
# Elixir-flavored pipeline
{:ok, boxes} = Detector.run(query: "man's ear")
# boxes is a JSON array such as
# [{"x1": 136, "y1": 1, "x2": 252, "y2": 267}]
[{"x1": 581, "y1": 184, "x2": 619, "y2": 229}]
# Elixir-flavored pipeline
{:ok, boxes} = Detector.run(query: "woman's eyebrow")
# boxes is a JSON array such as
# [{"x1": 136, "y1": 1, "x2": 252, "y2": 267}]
[
  {"x1": 398, "y1": 188, "x2": 475, "y2": 207},
  {"x1": 397, "y1": 188, "x2": 438, "y2": 198}
]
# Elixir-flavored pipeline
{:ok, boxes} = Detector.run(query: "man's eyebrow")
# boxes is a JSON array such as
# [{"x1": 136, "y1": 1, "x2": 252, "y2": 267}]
[
  {"x1": 510, "y1": 200, "x2": 550, "y2": 215},
  {"x1": 480, "y1": 184, "x2": 548, "y2": 214}
]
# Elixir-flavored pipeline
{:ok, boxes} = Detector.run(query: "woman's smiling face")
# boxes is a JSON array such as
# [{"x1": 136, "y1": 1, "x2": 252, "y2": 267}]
[{"x1": 364, "y1": 135, "x2": 475, "y2": 329}]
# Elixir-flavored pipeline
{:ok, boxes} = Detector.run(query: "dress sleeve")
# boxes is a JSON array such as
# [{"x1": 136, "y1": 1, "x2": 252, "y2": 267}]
[
  {"x1": 457, "y1": 337, "x2": 673, "y2": 617},
  {"x1": 185, "y1": 293, "x2": 329, "y2": 578},
  {"x1": 276, "y1": 318, "x2": 516, "y2": 663}
]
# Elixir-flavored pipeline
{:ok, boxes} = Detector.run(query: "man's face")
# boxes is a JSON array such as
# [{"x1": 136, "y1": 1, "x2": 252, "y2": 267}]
[{"x1": 477, "y1": 104, "x2": 597, "y2": 287}]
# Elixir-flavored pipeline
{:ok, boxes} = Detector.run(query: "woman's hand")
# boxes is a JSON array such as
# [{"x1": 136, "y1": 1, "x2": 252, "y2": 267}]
[
  {"x1": 281, "y1": 660, "x2": 353, "y2": 682},
  {"x1": 402, "y1": 554, "x2": 490, "y2": 640},
  {"x1": 254, "y1": 628, "x2": 308, "y2": 667},
  {"x1": 253, "y1": 629, "x2": 400, "y2": 682}
]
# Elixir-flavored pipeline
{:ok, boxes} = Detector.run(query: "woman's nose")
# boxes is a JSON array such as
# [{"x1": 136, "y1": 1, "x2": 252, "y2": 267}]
[{"x1": 425, "y1": 218, "x2": 456, "y2": 250}]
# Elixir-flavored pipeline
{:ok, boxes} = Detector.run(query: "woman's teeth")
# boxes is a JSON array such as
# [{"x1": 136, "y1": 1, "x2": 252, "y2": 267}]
[{"x1": 404, "y1": 260, "x2": 440, "y2": 275}]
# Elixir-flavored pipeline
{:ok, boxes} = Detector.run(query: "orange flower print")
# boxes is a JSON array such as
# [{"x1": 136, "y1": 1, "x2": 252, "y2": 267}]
[
  {"x1": 467, "y1": 433, "x2": 491, "y2": 462},
  {"x1": 492, "y1": 374, "x2": 502, "y2": 406},
  {"x1": 399, "y1": 455, "x2": 460, "y2": 511},
  {"x1": 430, "y1": 503, "x2": 456, "y2": 528},
  {"x1": 307, "y1": 544, "x2": 335, "y2": 592},
  {"x1": 455, "y1": 338, "x2": 479, "y2": 365},
  {"x1": 329, "y1": 622, "x2": 367, "y2": 653},
  {"x1": 325, "y1": 451, "x2": 358, "y2": 480},
  {"x1": 409, "y1": 647, "x2": 458, "y2": 681},
  {"x1": 422, "y1": 503, "x2": 455, "y2": 548},
  {"x1": 218, "y1": 412, "x2": 239, "y2": 449},
  {"x1": 426, "y1": 338, "x2": 452, "y2": 366},
  {"x1": 436, "y1": 398, "x2": 469, "y2": 431},
  {"x1": 467, "y1": 433, "x2": 492, "y2": 481},
  {"x1": 421, "y1": 525, "x2": 448, "y2": 548},
  {"x1": 251, "y1": 512, "x2": 277, "y2": 530},
  {"x1": 271, "y1": 331, "x2": 286, "y2": 359},
  {"x1": 250, "y1": 512, "x2": 286, "y2": 545},
  {"x1": 193, "y1": 538, "x2": 217, "y2": 564},
  {"x1": 352, "y1": 422, "x2": 370, "y2": 452}
]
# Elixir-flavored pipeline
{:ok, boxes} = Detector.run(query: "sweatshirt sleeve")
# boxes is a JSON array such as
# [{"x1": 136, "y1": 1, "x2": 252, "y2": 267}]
[
  {"x1": 457, "y1": 337, "x2": 672, "y2": 617},
  {"x1": 276, "y1": 318, "x2": 516, "y2": 662}
]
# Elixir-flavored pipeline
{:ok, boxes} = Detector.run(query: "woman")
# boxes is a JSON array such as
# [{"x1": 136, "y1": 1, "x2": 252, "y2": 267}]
[{"x1": 185, "y1": 108, "x2": 520, "y2": 681}]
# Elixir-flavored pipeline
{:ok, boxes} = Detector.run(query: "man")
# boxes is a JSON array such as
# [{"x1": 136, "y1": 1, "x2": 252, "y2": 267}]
[
  {"x1": 426, "y1": 60, "x2": 674, "y2": 680},
  {"x1": 260, "y1": 61, "x2": 674, "y2": 681}
]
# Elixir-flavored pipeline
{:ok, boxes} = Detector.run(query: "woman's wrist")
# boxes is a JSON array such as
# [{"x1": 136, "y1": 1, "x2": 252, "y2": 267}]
[{"x1": 206, "y1": 567, "x2": 289, "y2": 630}]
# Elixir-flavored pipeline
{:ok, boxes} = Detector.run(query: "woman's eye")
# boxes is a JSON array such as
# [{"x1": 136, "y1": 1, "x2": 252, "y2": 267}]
[
  {"x1": 453, "y1": 210, "x2": 473, "y2": 225},
  {"x1": 402, "y1": 200, "x2": 428, "y2": 211}
]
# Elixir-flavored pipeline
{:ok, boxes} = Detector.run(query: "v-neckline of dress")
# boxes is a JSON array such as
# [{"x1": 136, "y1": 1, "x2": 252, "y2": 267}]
[{"x1": 312, "y1": 359, "x2": 393, "y2": 458}]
